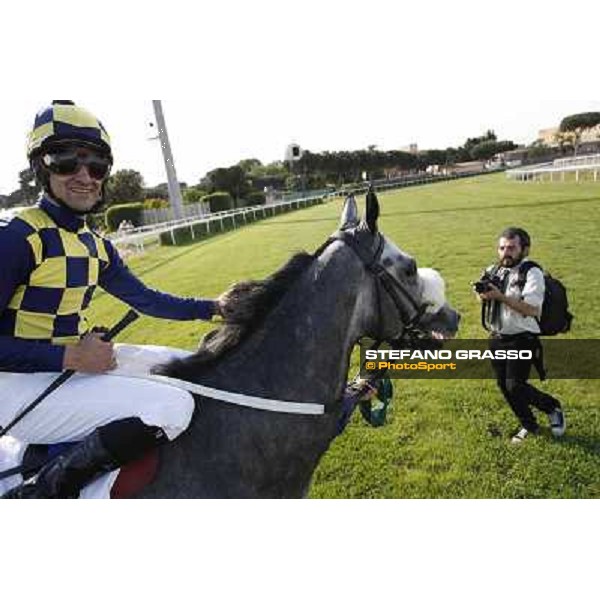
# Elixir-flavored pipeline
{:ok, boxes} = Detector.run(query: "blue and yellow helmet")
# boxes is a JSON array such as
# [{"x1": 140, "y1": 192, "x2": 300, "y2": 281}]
[{"x1": 27, "y1": 100, "x2": 112, "y2": 160}]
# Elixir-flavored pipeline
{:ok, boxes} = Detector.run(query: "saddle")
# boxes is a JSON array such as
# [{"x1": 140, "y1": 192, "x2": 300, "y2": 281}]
[{"x1": 18, "y1": 443, "x2": 159, "y2": 499}]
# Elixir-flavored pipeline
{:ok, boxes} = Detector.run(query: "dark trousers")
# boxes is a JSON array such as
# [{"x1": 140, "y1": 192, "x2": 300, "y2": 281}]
[{"x1": 489, "y1": 334, "x2": 559, "y2": 431}]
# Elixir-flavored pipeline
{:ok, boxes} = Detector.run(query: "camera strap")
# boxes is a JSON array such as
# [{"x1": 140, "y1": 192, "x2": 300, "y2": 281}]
[{"x1": 481, "y1": 264, "x2": 508, "y2": 331}]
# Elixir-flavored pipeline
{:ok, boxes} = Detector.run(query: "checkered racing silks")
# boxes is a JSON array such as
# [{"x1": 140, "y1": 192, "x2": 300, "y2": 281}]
[{"x1": 0, "y1": 207, "x2": 110, "y2": 344}]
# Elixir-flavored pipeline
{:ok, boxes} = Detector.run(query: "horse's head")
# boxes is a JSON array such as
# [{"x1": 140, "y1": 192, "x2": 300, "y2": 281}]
[{"x1": 336, "y1": 189, "x2": 460, "y2": 344}]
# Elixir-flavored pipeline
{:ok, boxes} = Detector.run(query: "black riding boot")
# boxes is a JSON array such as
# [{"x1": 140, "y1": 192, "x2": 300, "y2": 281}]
[{"x1": 2, "y1": 418, "x2": 167, "y2": 499}]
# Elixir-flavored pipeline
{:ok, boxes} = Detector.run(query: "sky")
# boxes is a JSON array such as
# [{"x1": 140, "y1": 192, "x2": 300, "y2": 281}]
[{"x1": 1, "y1": 0, "x2": 599, "y2": 197}]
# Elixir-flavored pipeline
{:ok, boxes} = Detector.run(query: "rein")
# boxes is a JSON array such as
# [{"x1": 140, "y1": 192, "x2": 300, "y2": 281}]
[{"x1": 119, "y1": 373, "x2": 325, "y2": 415}]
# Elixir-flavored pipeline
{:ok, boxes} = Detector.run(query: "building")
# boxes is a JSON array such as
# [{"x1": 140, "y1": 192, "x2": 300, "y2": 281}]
[
  {"x1": 399, "y1": 143, "x2": 418, "y2": 154},
  {"x1": 538, "y1": 127, "x2": 559, "y2": 146},
  {"x1": 538, "y1": 124, "x2": 600, "y2": 147}
]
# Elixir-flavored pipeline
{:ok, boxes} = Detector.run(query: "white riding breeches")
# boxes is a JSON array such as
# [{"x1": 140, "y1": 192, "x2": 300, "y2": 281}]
[
  {"x1": 0, "y1": 344, "x2": 196, "y2": 498},
  {"x1": 0, "y1": 344, "x2": 195, "y2": 444}
]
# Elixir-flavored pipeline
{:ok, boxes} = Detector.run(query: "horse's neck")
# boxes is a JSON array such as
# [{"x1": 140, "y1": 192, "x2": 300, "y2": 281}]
[
  {"x1": 211, "y1": 245, "x2": 371, "y2": 404},
  {"x1": 144, "y1": 247, "x2": 373, "y2": 498}
]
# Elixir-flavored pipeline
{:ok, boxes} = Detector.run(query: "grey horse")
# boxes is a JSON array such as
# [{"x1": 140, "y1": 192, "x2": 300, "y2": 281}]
[{"x1": 137, "y1": 190, "x2": 460, "y2": 498}]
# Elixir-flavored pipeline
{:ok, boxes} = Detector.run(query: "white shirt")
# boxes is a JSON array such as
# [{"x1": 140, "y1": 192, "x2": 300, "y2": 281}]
[{"x1": 490, "y1": 260, "x2": 545, "y2": 335}]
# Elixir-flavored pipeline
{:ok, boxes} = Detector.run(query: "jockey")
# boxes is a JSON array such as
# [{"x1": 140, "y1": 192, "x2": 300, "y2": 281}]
[{"x1": 0, "y1": 101, "x2": 221, "y2": 498}]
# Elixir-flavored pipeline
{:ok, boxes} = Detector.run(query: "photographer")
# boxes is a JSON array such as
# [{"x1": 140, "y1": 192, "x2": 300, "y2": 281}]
[{"x1": 476, "y1": 227, "x2": 565, "y2": 443}]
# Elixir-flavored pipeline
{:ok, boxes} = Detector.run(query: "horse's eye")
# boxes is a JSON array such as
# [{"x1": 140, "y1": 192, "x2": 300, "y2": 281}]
[{"x1": 406, "y1": 260, "x2": 417, "y2": 277}]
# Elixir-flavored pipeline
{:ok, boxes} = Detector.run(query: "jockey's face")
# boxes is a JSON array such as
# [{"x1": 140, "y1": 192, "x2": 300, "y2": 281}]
[{"x1": 48, "y1": 147, "x2": 103, "y2": 213}]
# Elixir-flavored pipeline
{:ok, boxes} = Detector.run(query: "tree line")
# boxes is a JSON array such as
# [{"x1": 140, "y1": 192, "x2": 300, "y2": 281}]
[
  {"x1": 0, "y1": 131, "x2": 515, "y2": 210},
  {"x1": 3, "y1": 111, "x2": 598, "y2": 210}
]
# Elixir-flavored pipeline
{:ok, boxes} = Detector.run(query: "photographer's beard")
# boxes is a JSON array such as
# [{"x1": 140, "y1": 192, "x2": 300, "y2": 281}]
[{"x1": 500, "y1": 250, "x2": 526, "y2": 268}]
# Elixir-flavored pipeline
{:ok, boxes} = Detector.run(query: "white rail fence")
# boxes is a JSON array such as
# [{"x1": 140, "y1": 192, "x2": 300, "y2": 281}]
[
  {"x1": 507, "y1": 153, "x2": 600, "y2": 182},
  {"x1": 142, "y1": 201, "x2": 208, "y2": 226},
  {"x1": 110, "y1": 168, "x2": 497, "y2": 253},
  {"x1": 109, "y1": 194, "x2": 328, "y2": 252}
]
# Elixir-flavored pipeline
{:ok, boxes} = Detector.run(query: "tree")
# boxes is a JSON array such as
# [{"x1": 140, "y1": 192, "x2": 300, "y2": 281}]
[
  {"x1": 17, "y1": 168, "x2": 41, "y2": 204},
  {"x1": 204, "y1": 165, "x2": 250, "y2": 204},
  {"x1": 560, "y1": 112, "x2": 600, "y2": 132},
  {"x1": 5, "y1": 189, "x2": 29, "y2": 208},
  {"x1": 248, "y1": 161, "x2": 288, "y2": 179},
  {"x1": 3, "y1": 167, "x2": 41, "y2": 208},
  {"x1": 237, "y1": 158, "x2": 262, "y2": 174},
  {"x1": 417, "y1": 149, "x2": 447, "y2": 170},
  {"x1": 243, "y1": 161, "x2": 288, "y2": 192},
  {"x1": 559, "y1": 112, "x2": 600, "y2": 156},
  {"x1": 469, "y1": 140, "x2": 518, "y2": 161},
  {"x1": 143, "y1": 183, "x2": 169, "y2": 200},
  {"x1": 464, "y1": 130, "x2": 497, "y2": 152},
  {"x1": 445, "y1": 147, "x2": 459, "y2": 165},
  {"x1": 106, "y1": 169, "x2": 144, "y2": 204},
  {"x1": 553, "y1": 131, "x2": 575, "y2": 156},
  {"x1": 183, "y1": 187, "x2": 206, "y2": 204},
  {"x1": 297, "y1": 148, "x2": 417, "y2": 184}
]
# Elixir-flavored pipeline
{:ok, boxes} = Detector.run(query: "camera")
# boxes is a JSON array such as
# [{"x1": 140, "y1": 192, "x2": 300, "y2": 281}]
[{"x1": 472, "y1": 273, "x2": 502, "y2": 294}]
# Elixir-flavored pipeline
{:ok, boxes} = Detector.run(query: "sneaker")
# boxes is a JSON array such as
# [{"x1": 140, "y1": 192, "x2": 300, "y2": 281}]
[
  {"x1": 510, "y1": 427, "x2": 533, "y2": 444},
  {"x1": 548, "y1": 407, "x2": 566, "y2": 437}
]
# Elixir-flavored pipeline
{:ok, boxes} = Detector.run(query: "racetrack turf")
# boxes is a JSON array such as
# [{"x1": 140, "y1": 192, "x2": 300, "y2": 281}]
[{"x1": 88, "y1": 172, "x2": 600, "y2": 498}]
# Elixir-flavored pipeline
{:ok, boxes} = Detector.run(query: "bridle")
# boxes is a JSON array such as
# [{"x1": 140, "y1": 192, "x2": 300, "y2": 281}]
[{"x1": 314, "y1": 226, "x2": 428, "y2": 344}]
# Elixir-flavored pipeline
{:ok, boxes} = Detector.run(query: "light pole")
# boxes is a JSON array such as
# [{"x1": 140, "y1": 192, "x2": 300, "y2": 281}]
[{"x1": 152, "y1": 100, "x2": 184, "y2": 220}]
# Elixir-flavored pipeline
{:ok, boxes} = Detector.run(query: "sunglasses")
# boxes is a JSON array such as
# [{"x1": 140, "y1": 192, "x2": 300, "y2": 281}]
[{"x1": 42, "y1": 149, "x2": 112, "y2": 180}]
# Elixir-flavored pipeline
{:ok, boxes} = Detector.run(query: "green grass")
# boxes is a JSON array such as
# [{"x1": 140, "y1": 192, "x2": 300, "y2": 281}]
[{"x1": 88, "y1": 173, "x2": 600, "y2": 498}]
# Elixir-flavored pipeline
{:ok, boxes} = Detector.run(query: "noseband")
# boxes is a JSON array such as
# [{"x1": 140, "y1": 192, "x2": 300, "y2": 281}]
[{"x1": 314, "y1": 229, "x2": 427, "y2": 342}]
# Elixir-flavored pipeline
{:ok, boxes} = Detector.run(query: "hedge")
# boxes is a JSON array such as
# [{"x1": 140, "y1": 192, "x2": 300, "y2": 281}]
[
  {"x1": 105, "y1": 203, "x2": 144, "y2": 232},
  {"x1": 238, "y1": 191, "x2": 266, "y2": 207},
  {"x1": 143, "y1": 198, "x2": 169, "y2": 209},
  {"x1": 86, "y1": 212, "x2": 107, "y2": 233},
  {"x1": 202, "y1": 192, "x2": 233, "y2": 213}
]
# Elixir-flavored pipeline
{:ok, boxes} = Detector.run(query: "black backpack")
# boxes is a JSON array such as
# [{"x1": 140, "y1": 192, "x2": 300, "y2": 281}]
[{"x1": 517, "y1": 261, "x2": 573, "y2": 336}]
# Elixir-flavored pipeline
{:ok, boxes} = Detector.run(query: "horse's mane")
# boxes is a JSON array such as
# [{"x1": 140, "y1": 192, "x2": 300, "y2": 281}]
[{"x1": 154, "y1": 251, "x2": 316, "y2": 379}]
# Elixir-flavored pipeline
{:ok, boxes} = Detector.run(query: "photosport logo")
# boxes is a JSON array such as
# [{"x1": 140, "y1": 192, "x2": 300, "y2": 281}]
[{"x1": 358, "y1": 340, "x2": 600, "y2": 379}]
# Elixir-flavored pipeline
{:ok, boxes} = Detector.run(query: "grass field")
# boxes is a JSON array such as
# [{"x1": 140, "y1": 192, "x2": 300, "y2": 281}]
[{"x1": 88, "y1": 172, "x2": 600, "y2": 498}]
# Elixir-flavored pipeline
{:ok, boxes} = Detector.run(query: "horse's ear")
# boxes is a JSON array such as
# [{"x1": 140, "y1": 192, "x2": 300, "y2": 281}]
[
  {"x1": 365, "y1": 187, "x2": 380, "y2": 233},
  {"x1": 340, "y1": 194, "x2": 359, "y2": 229}
]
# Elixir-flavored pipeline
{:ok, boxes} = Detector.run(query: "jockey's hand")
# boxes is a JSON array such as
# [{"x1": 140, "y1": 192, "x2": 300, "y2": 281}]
[
  {"x1": 215, "y1": 290, "x2": 236, "y2": 322},
  {"x1": 213, "y1": 298, "x2": 225, "y2": 319},
  {"x1": 63, "y1": 333, "x2": 117, "y2": 373}
]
